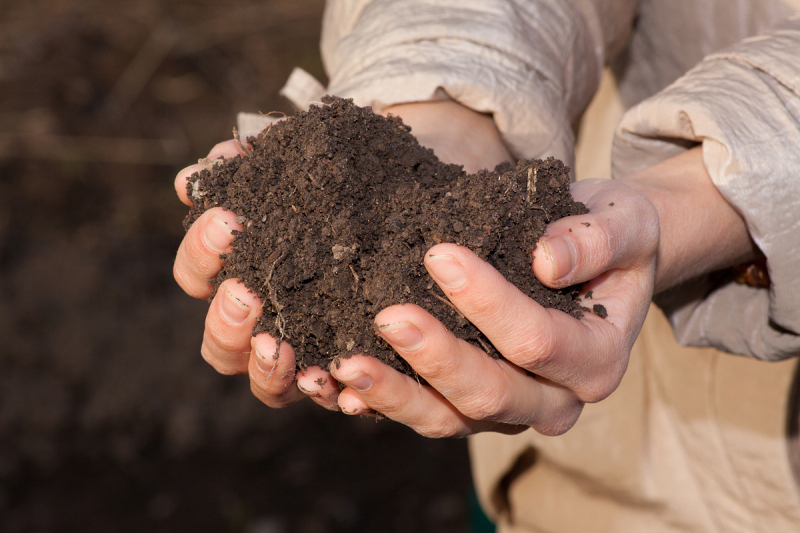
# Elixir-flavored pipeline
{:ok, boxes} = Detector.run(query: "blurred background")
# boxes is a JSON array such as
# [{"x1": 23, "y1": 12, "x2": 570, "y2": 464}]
[{"x1": 0, "y1": 1, "x2": 476, "y2": 531}]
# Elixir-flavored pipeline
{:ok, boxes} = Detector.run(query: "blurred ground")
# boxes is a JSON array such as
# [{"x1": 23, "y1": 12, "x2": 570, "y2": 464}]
[{"x1": 0, "y1": 1, "x2": 474, "y2": 531}]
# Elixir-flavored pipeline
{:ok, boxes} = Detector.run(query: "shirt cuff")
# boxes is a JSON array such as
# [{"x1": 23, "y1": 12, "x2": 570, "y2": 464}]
[{"x1": 612, "y1": 21, "x2": 800, "y2": 360}]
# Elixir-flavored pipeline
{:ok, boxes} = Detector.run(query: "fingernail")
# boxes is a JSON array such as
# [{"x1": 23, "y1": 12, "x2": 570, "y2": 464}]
[
  {"x1": 377, "y1": 321, "x2": 423, "y2": 351},
  {"x1": 339, "y1": 398, "x2": 372, "y2": 416},
  {"x1": 424, "y1": 254, "x2": 466, "y2": 289},
  {"x1": 220, "y1": 288, "x2": 250, "y2": 324},
  {"x1": 543, "y1": 237, "x2": 576, "y2": 281},
  {"x1": 254, "y1": 347, "x2": 276, "y2": 374},
  {"x1": 297, "y1": 384, "x2": 318, "y2": 396},
  {"x1": 338, "y1": 371, "x2": 373, "y2": 392},
  {"x1": 204, "y1": 215, "x2": 233, "y2": 253}
]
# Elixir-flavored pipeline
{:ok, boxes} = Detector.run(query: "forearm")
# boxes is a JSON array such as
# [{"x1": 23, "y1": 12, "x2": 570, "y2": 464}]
[{"x1": 617, "y1": 146, "x2": 759, "y2": 294}]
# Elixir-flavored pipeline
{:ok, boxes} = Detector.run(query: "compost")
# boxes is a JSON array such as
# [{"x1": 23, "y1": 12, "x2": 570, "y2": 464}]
[{"x1": 185, "y1": 96, "x2": 592, "y2": 377}]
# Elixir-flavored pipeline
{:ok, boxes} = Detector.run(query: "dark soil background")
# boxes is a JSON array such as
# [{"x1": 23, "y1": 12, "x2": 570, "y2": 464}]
[{"x1": 0, "y1": 1, "x2": 475, "y2": 531}]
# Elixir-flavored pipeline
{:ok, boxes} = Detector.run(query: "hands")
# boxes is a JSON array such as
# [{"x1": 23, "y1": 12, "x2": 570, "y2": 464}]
[
  {"x1": 173, "y1": 139, "x2": 342, "y2": 411},
  {"x1": 327, "y1": 137, "x2": 754, "y2": 437},
  {"x1": 174, "y1": 100, "x2": 747, "y2": 438},
  {"x1": 330, "y1": 178, "x2": 659, "y2": 436},
  {"x1": 318, "y1": 100, "x2": 656, "y2": 436}
]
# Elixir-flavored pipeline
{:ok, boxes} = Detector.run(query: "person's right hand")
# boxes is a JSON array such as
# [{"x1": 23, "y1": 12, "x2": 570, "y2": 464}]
[{"x1": 173, "y1": 139, "x2": 342, "y2": 411}]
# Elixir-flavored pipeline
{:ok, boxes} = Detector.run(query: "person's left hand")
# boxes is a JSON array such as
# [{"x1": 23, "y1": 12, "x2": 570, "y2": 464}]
[
  {"x1": 330, "y1": 177, "x2": 659, "y2": 437},
  {"x1": 174, "y1": 139, "x2": 343, "y2": 411}
]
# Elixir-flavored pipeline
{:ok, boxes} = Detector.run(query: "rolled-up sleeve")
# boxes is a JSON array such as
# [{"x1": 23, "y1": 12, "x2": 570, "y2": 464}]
[
  {"x1": 612, "y1": 16, "x2": 800, "y2": 360},
  {"x1": 321, "y1": 0, "x2": 636, "y2": 164}
]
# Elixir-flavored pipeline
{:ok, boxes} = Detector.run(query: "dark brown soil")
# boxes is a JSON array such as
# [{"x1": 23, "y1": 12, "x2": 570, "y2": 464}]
[{"x1": 185, "y1": 96, "x2": 589, "y2": 377}]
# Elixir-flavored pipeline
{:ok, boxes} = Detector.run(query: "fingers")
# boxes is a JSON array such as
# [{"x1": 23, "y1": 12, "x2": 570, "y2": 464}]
[
  {"x1": 297, "y1": 366, "x2": 340, "y2": 411},
  {"x1": 174, "y1": 208, "x2": 242, "y2": 299},
  {"x1": 202, "y1": 277, "x2": 327, "y2": 409},
  {"x1": 332, "y1": 354, "x2": 495, "y2": 437},
  {"x1": 331, "y1": 346, "x2": 575, "y2": 437},
  {"x1": 381, "y1": 302, "x2": 585, "y2": 434},
  {"x1": 423, "y1": 243, "x2": 628, "y2": 403},
  {"x1": 174, "y1": 140, "x2": 247, "y2": 298},
  {"x1": 177, "y1": 137, "x2": 313, "y2": 410},
  {"x1": 533, "y1": 178, "x2": 659, "y2": 289},
  {"x1": 175, "y1": 165, "x2": 197, "y2": 206},
  {"x1": 330, "y1": 298, "x2": 585, "y2": 435},
  {"x1": 333, "y1": 179, "x2": 658, "y2": 436},
  {"x1": 175, "y1": 139, "x2": 248, "y2": 206},
  {"x1": 201, "y1": 278, "x2": 262, "y2": 375},
  {"x1": 249, "y1": 334, "x2": 304, "y2": 408}
]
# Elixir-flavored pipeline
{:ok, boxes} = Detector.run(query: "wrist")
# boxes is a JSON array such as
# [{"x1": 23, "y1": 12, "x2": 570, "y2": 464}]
[
  {"x1": 617, "y1": 146, "x2": 759, "y2": 293},
  {"x1": 382, "y1": 99, "x2": 513, "y2": 172}
]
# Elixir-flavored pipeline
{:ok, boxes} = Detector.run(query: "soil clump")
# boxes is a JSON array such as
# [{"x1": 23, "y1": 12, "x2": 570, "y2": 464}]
[{"x1": 184, "y1": 96, "x2": 589, "y2": 378}]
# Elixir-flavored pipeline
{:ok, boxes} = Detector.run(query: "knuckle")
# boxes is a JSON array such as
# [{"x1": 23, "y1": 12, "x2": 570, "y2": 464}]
[
  {"x1": 638, "y1": 204, "x2": 660, "y2": 251},
  {"x1": 579, "y1": 388, "x2": 611, "y2": 405},
  {"x1": 200, "y1": 345, "x2": 244, "y2": 375},
  {"x1": 173, "y1": 260, "x2": 210, "y2": 299},
  {"x1": 577, "y1": 372, "x2": 624, "y2": 404},
  {"x1": 183, "y1": 226, "x2": 221, "y2": 271},
  {"x1": 415, "y1": 418, "x2": 462, "y2": 439},
  {"x1": 613, "y1": 192, "x2": 660, "y2": 264},
  {"x1": 409, "y1": 405, "x2": 465, "y2": 438},
  {"x1": 415, "y1": 354, "x2": 452, "y2": 383},
  {"x1": 172, "y1": 260, "x2": 192, "y2": 292},
  {"x1": 250, "y1": 380, "x2": 297, "y2": 408},
  {"x1": 461, "y1": 291, "x2": 503, "y2": 324},
  {"x1": 461, "y1": 384, "x2": 511, "y2": 422},
  {"x1": 250, "y1": 362, "x2": 280, "y2": 387},
  {"x1": 462, "y1": 398, "x2": 504, "y2": 422},
  {"x1": 206, "y1": 326, "x2": 243, "y2": 353},
  {"x1": 575, "y1": 343, "x2": 628, "y2": 403},
  {"x1": 590, "y1": 222, "x2": 616, "y2": 267},
  {"x1": 508, "y1": 328, "x2": 558, "y2": 372},
  {"x1": 200, "y1": 335, "x2": 247, "y2": 375},
  {"x1": 536, "y1": 402, "x2": 583, "y2": 436},
  {"x1": 633, "y1": 189, "x2": 659, "y2": 223}
]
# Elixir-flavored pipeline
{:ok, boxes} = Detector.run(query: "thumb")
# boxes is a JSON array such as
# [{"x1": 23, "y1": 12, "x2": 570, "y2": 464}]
[{"x1": 532, "y1": 179, "x2": 659, "y2": 289}]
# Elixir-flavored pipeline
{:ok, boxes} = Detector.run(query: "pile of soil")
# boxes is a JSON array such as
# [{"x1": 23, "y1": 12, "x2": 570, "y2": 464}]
[{"x1": 184, "y1": 96, "x2": 589, "y2": 377}]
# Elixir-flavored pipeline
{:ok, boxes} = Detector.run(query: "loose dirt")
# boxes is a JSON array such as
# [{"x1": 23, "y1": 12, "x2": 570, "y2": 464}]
[{"x1": 184, "y1": 96, "x2": 591, "y2": 377}]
